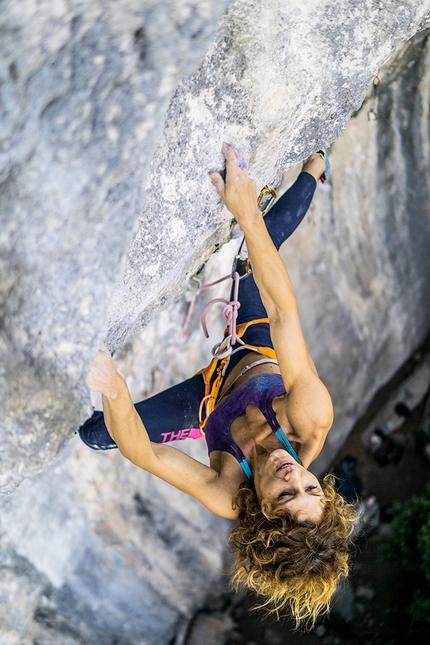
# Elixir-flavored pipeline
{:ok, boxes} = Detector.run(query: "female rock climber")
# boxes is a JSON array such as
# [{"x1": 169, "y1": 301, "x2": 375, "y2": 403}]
[{"x1": 80, "y1": 143, "x2": 356, "y2": 628}]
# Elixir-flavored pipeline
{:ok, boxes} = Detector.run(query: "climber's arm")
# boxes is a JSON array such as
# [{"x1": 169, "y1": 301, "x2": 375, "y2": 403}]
[
  {"x1": 86, "y1": 346, "x2": 240, "y2": 519},
  {"x1": 209, "y1": 143, "x2": 303, "y2": 333},
  {"x1": 242, "y1": 218, "x2": 333, "y2": 454},
  {"x1": 209, "y1": 144, "x2": 333, "y2": 450}
]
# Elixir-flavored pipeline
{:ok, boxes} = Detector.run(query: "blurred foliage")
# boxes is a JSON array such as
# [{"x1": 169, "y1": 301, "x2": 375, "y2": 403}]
[{"x1": 383, "y1": 486, "x2": 430, "y2": 622}]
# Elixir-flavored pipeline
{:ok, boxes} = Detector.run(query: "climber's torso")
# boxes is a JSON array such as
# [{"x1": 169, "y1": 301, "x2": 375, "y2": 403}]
[{"x1": 207, "y1": 352, "x2": 318, "y2": 482}]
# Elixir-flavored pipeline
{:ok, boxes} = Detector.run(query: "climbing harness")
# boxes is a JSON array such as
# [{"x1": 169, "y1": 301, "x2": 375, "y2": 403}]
[
  {"x1": 368, "y1": 76, "x2": 379, "y2": 122},
  {"x1": 194, "y1": 231, "x2": 279, "y2": 428},
  {"x1": 181, "y1": 236, "x2": 279, "y2": 431},
  {"x1": 196, "y1": 317, "x2": 278, "y2": 430},
  {"x1": 177, "y1": 177, "x2": 289, "y2": 425}
]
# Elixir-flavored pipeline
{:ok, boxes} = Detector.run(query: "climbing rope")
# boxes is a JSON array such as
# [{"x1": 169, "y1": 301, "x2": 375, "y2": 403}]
[
  {"x1": 181, "y1": 272, "x2": 231, "y2": 339},
  {"x1": 200, "y1": 270, "x2": 243, "y2": 360}
]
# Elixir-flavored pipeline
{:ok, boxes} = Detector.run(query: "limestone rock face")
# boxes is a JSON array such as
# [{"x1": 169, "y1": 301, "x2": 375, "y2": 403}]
[
  {"x1": 0, "y1": 442, "x2": 231, "y2": 645},
  {"x1": 285, "y1": 29, "x2": 430, "y2": 471},
  {"x1": 0, "y1": 0, "x2": 230, "y2": 493},
  {"x1": 111, "y1": 24, "x2": 430, "y2": 477},
  {"x1": 2, "y1": 1, "x2": 430, "y2": 493},
  {"x1": 107, "y1": 0, "x2": 430, "y2": 348},
  {"x1": 309, "y1": 30, "x2": 430, "y2": 468},
  {"x1": 2, "y1": 2, "x2": 430, "y2": 644}
]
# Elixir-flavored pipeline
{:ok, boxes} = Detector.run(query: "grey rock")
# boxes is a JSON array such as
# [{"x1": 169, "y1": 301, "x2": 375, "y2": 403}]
[
  {"x1": 311, "y1": 29, "x2": 430, "y2": 470},
  {"x1": 2, "y1": 1, "x2": 430, "y2": 492},
  {"x1": 110, "y1": 29, "x2": 430, "y2": 478},
  {"x1": 108, "y1": 1, "x2": 430, "y2": 348},
  {"x1": 2, "y1": 2, "x2": 430, "y2": 644},
  {"x1": 0, "y1": 0, "x2": 230, "y2": 493},
  {"x1": 0, "y1": 442, "x2": 232, "y2": 645},
  {"x1": 185, "y1": 612, "x2": 235, "y2": 645}
]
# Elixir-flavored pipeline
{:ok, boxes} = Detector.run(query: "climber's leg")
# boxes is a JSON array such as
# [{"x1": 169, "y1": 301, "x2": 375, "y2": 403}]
[
  {"x1": 263, "y1": 160, "x2": 323, "y2": 250},
  {"x1": 79, "y1": 373, "x2": 205, "y2": 450}
]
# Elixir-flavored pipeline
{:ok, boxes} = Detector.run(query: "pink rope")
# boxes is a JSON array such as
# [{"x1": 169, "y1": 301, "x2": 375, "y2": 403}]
[
  {"x1": 182, "y1": 273, "x2": 231, "y2": 339},
  {"x1": 153, "y1": 272, "x2": 240, "y2": 395},
  {"x1": 200, "y1": 271, "x2": 241, "y2": 344}
]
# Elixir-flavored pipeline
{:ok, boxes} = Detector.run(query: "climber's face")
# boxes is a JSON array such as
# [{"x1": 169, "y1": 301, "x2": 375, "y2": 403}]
[{"x1": 253, "y1": 449, "x2": 325, "y2": 522}]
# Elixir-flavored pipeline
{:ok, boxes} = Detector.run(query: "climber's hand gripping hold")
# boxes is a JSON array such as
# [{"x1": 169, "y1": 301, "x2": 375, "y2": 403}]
[{"x1": 209, "y1": 142, "x2": 261, "y2": 230}]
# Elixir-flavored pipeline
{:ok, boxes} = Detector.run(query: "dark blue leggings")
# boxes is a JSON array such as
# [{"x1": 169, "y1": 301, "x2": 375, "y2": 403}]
[{"x1": 79, "y1": 172, "x2": 316, "y2": 450}]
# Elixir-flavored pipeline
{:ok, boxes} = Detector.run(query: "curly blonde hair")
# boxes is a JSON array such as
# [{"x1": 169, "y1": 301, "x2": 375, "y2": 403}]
[{"x1": 228, "y1": 474, "x2": 357, "y2": 629}]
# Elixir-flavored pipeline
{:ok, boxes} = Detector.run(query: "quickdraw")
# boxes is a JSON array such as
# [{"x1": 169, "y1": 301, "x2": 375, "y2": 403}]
[
  {"x1": 257, "y1": 185, "x2": 277, "y2": 215},
  {"x1": 257, "y1": 175, "x2": 283, "y2": 214}
]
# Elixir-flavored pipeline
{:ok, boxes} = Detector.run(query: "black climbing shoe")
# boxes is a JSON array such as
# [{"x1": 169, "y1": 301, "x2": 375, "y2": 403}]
[{"x1": 78, "y1": 411, "x2": 118, "y2": 450}]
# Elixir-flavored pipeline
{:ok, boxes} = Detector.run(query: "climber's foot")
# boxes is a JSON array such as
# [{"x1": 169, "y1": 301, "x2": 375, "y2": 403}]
[
  {"x1": 78, "y1": 412, "x2": 118, "y2": 450},
  {"x1": 302, "y1": 151, "x2": 329, "y2": 183}
]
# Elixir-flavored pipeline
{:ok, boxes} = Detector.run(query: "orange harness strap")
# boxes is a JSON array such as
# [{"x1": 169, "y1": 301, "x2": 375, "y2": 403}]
[{"x1": 195, "y1": 318, "x2": 277, "y2": 431}]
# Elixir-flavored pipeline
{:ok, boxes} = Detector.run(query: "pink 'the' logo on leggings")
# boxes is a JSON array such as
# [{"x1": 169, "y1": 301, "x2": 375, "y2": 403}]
[{"x1": 160, "y1": 428, "x2": 204, "y2": 443}]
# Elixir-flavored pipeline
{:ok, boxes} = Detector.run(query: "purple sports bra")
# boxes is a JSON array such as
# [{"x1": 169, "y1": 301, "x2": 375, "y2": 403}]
[{"x1": 204, "y1": 373, "x2": 301, "y2": 479}]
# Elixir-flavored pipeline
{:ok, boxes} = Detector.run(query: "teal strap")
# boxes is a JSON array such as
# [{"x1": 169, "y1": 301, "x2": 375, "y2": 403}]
[
  {"x1": 239, "y1": 458, "x2": 253, "y2": 480},
  {"x1": 274, "y1": 428, "x2": 302, "y2": 465},
  {"x1": 238, "y1": 430, "x2": 301, "y2": 480}
]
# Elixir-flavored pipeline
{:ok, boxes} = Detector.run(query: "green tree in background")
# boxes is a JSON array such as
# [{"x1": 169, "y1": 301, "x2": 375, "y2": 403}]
[{"x1": 384, "y1": 486, "x2": 430, "y2": 622}]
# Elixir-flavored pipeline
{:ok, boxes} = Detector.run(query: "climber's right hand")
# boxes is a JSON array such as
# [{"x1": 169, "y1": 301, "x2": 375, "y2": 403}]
[{"x1": 209, "y1": 142, "x2": 262, "y2": 230}]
